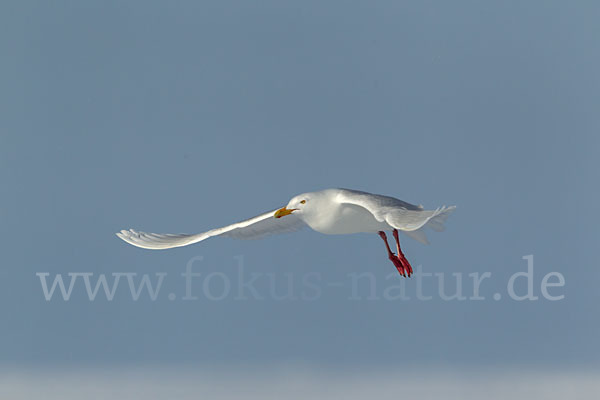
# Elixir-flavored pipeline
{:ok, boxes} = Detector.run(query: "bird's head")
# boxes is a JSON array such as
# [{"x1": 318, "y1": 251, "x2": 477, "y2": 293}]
[{"x1": 273, "y1": 193, "x2": 313, "y2": 219}]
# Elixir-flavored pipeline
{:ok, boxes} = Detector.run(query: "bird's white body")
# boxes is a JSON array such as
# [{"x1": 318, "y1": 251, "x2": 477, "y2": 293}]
[
  {"x1": 308, "y1": 202, "x2": 391, "y2": 234},
  {"x1": 117, "y1": 188, "x2": 455, "y2": 249},
  {"x1": 289, "y1": 189, "x2": 394, "y2": 234}
]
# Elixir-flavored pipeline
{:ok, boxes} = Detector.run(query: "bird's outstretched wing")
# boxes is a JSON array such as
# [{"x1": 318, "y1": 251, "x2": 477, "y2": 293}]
[
  {"x1": 336, "y1": 188, "x2": 456, "y2": 242},
  {"x1": 116, "y1": 209, "x2": 306, "y2": 250}
]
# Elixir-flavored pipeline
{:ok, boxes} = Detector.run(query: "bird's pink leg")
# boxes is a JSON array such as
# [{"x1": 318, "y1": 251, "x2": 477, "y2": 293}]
[
  {"x1": 393, "y1": 229, "x2": 413, "y2": 277},
  {"x1": 378, "y1": 231, "x2": 406, "y2": 277}
]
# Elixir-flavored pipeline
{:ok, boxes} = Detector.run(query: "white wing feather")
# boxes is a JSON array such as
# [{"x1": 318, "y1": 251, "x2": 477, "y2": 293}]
[
  {"x1": 116, "y1": 209, "x2": 306, "y2": 250},
  {"x1": 336, "y1": 188, "x2": 456, "y2": 237}
]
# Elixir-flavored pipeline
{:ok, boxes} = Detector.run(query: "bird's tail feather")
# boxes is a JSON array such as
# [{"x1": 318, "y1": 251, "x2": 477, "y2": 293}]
[
  {"x1": 401, "y1": 205, "x2": 456, "y2": 245},
  {"x1": 403, "y1": 229, "x2": 430, "y2": 245}
]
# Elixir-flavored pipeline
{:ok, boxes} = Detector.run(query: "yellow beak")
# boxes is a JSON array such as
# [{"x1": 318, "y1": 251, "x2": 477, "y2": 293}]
[{"x1": 274, "y1": 207, "x2": 297, "y2": 218}]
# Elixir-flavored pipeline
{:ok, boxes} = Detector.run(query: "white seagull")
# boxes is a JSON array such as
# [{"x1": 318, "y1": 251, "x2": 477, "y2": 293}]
[{"x1": 116, "y1": 188, "x2": 455, "y2": 277}]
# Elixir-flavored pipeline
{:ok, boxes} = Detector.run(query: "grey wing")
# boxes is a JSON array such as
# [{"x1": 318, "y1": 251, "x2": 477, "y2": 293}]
[
  {"x1": 336, "y1": 188, "x2": 424, "y2": 212},
  {"x1": 116, "y1": 209, "x2": 307, "y2": 250},
  {"x1": 336, "y1": 188, "x2": 456, "y2": 232}
]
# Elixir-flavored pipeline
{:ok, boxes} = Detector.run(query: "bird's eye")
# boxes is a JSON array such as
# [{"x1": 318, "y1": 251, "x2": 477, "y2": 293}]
[{"x1": 300, "y1": 200, "x2": 306, "y2": 204}]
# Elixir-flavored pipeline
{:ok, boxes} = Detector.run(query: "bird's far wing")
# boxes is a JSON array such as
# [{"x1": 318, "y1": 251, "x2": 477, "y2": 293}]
[
  {"x1": 116, "y1": 209, "x2": 307, "y2": 250},
  {"x1": 336, "y1": 189, "x2": 456, "y2": 232},
  {"x1": 383, "y1": 206, "x2": 456, "y2": 231}
]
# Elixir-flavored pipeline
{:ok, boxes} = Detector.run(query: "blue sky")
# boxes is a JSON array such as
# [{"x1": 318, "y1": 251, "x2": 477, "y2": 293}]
[{"x1": 1, "y1": 0, "x2": 599, "y2": 378}]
